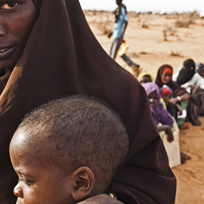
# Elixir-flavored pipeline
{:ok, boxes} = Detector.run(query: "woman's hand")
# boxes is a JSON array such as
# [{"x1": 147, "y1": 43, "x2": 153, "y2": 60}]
[
  {"x1": 175, "y1": 104, "x2": 183, "y2": 115},
  {"x1": 169, "y1": 97, "x2": 178, "y2": 105}
]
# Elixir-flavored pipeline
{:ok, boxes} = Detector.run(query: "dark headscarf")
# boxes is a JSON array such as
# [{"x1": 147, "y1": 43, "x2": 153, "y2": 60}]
[
  {"x1": 177, "y1": 59, "x2": 196, "y2": 85},
  {"x1": 155, "y1": 64, "x2": 186, "y2": 97},
  {"x1": 0, "y1": 0, "x2": 176, "y2": 203}
]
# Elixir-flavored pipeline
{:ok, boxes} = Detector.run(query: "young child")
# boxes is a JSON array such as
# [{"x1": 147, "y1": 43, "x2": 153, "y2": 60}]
[
  {"x1": 9, "y1": 95, "x2": 129, "y2": 204},
  {"x1": 160, "y1": 85, "x2": 183, "y2": 118},
  {"x1": 137, "y1": 72, "x2": 154, "y2": 84},
  {"x1": 143, "y1": 82, "x2": 174, "y2": 142}
]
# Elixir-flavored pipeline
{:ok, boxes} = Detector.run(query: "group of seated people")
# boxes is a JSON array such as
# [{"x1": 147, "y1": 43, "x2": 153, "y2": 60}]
[{"x1": 138, "y1": 58, "x2": 204, "y2": 143}]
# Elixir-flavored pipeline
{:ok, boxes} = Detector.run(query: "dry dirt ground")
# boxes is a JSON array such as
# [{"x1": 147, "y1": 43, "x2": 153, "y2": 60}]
[{"x1": 83, "y1": 10, "x2": 204, "y2": 204}]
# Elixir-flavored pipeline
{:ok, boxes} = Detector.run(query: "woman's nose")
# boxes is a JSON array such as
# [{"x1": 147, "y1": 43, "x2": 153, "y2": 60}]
[
  {"x1": 0, "y1": 17, "x2": 7, "y2": 36},
  {"x1": 14, "y1": 184, "x2": 24, "y2": 198},
  {"x1": 0, "y1": 25, "x2": 7, "y2": 36}
]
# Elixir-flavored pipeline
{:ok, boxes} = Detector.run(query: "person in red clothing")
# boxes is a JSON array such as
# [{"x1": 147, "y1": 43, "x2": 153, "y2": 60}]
[{"x1": 155, "y1": 64, "x2": 190, "y2": 129}]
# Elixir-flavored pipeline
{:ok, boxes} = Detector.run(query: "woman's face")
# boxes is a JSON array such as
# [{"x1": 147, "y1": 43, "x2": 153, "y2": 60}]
[
  {"x1": 161, "y1": 72, "x2": 172, "y2": 84},
  {"x1": 0, "y1": 0, "x2": 36, "y2": 71}
]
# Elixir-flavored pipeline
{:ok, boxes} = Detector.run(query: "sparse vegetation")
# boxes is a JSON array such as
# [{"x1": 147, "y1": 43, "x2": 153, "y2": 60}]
[
  {"x1": 128, "y1": 12, "x2": 139, "y2": 18},
  {"x1": 174, "y1": 11, "x2": 200, "y2": 28},
  {"x1": 140, "y1": 51, "x2": 148, "y2": 55},
  {"x1": 162, "y1": 24, "x2": 177, "y2": 41},
  {"x1": 141, "y1": 21, "x2": 149, "y2": 28},
  {"x1": 98, "y1": 24, "x2": 112, "y2": 35},
  {"x1": 170, "y1": 51, "x2": 182, "y2": 57},
  {"x1": 130, "y1": 52, "x2": 139, "y2": 58}
]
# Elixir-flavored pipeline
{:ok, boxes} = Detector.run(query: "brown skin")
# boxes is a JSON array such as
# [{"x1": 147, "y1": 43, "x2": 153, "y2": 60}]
[
  {"x1": 79, "y1": 194, "x2": 123, "y2": 204},
  {"x1": 162, "y1": 93, "x2": 172, "y2": 105},
  {"x1": 0, "y1": 0, "x2": 36, "y2": 70},
  {"x1": 198, "y1": 70, "x2": 204, "y2": 78},
  {"x1": 116, "y1": 0, "x2": 122, "y2": 6},
  {"x1": 175, "y1": 104, "x2": 183, "y2": 115},
  {"x1": 161, "y1": 72, "x2": 172, "y2": 85},
  {"x1": 169, "y1": 93, "x2": 190, "y2": 105},
  {"x1": 148, "y1": 91, "x2": 158, "y2": 109},
  {"x1": 6, "y1": 2, "x2": 110, "y2": 203},
  {"x1": 161, "y1": 72, "x2": 190, "y2": 105},
  {"x1": 157, "y1": 125, "x2": 174, "y2": 143},
  {"x1": 108, "y1": 0, "x2": 127, "y2": 39},
  {"x1": 162, "y1": 94, "x2": 183, "y2": 115},
  {"x1": 148, "y1": 92, "x2": 174, "y2": 142},
  {"x1": 139, "y1": 75, "x2": 152, "y2": 84},
  {"x1": 9, "y1": 130, "x2": 97, "y2": 204}
]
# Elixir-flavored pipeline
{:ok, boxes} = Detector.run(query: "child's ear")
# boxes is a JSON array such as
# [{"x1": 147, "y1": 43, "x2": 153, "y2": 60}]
[{"x1": 71, "y1": 166, "x2": 95, "y2": 201}]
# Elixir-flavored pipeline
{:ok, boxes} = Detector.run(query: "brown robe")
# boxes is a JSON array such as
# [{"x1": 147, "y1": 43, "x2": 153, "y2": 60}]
[{"x1": 0, "y1": 0, "x2": 176, "y2": 203}]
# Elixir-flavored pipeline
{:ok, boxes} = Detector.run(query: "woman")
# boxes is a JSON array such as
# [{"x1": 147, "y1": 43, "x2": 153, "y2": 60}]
[
  {"x1": 0, "y1": 0, "x2": 176, "y2": 203},
  {"x1": 175, "y1": 59, "x2": 196, "y2": 86},
  {"x1": 155, "y1": 64, "x2": 190, "y2": 129},
  {"x1": 174, "y1": 60, "x2": 204, "y2": 126}
]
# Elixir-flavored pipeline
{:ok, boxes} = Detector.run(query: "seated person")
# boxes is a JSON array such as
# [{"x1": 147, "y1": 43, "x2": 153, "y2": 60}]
[
  {"x1": 173, "y1": 59, "x2": 196, "y2": 87},
  {"x1": 143, "y1": 82, "x2": 174, "y2": 142},
  {"x1": 9, "y1": 95, "x2": 129, "y2": 204},
  {"x1": 181, "y1": 63, "x2": 204, "y2": 92},
  {"x1": 173, "y1": 59, "x2": 204, "y2": 93},
  {"x1": 137, "y1": 72, "x2": 154, "y2": 84},
  {"x1": 160, "y1": 85, "x2": 183, "y2": 118},
  {"x1": 155, "y1": 64, "x2": 190, "y2": 129},
  {"x1": 173, "y1": 60, "x2": 204, "y2": 125},
  {"x1": 160, "y1": 86, "x2": 190, "y2": 164},
  {"x1": 196, "y1": 62, "x2": 204, "y2": 72}
]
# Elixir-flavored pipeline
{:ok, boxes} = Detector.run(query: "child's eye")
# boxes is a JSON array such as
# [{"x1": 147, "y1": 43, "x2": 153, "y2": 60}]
[
  {"x1": 20, "y1": 178, "x2": 33, "y2": 186},
  {"x1": 25, "y1": 178, "x2": 33, "y2": 185},
  {"x1": 25, "y1": 179, "x2": 33, "y2": 185},
  {"x1": 0, "y1": 2, "x2": 18, "y2": 10}
]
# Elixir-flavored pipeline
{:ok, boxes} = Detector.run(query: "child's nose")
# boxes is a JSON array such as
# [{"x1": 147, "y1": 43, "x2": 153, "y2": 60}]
[
  {"x1": 149, "y1": 98, "x2": 154, "y2": 102},
  {"x1": 14, "y1": 184, "x2": 23, "y2": 198}
]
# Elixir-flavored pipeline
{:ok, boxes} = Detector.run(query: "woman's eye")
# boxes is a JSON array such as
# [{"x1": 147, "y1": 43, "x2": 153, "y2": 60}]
[{"x1": 0, "y1": 2, "x2": 18, "y2": 10}]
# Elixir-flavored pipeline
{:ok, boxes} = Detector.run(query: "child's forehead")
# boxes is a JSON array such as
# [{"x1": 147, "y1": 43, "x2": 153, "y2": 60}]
[
  {"x1": 149, "y1": 90, "x2": 157, "y2": 97},
  {"x1": 144, "y1": 75, "x2": 151, "y2": 78},
  {"x1": 11, "y1": 129, "x2": 42, "y2": 154},
  {"x1": 163, "y1": 93, "x2": 172, "y2": 97}
]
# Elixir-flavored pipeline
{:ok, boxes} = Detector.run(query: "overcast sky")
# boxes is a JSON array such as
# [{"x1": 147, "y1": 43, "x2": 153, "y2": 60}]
[{"x1": 79, "y1": 0, "x2": 204, "y2": 15}]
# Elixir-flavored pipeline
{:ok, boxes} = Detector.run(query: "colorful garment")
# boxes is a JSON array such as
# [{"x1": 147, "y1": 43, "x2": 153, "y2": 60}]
[
  {"x1": 113, "y1": 4, "x2": 128, "y2": 39},
  {"x1": 143, "y1": 82, "x2": 174, "y2": 127},
  {"x1": 138, "y1": 72, "x2": 154, "y2": 83}
]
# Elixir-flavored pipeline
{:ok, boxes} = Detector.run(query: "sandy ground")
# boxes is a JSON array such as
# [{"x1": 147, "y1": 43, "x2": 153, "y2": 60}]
[
  {"x1": 173, "y1": 117, "x2": 204, "y2": 203},
  {"x1": 83, "y1": 10, "x2": 204, "y2": 203}
]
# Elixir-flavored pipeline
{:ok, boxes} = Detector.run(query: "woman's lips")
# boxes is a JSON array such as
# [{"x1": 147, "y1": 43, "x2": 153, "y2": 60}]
[{"x1": 0, "y1": 46, "x2": 16, "y2": 59}]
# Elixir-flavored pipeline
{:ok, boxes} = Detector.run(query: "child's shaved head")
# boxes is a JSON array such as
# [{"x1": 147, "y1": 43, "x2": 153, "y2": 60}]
[{"x1": 11, "y1": 95, "x2": 129, "y2": 188}]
